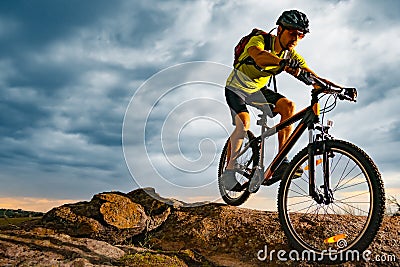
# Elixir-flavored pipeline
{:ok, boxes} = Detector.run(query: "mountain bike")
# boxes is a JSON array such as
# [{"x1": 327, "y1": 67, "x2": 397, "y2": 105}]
[{"x1": 217, "y1": 72, "x2": 385, "y2": 263}]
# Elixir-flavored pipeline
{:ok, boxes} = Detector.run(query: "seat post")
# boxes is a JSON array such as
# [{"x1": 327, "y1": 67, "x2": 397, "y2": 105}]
[
  {"x1": 257, "y1": 110, "x2": 269, "y2": 169},
  {"x1": 256, "y1": 113, "x2": 267, "y2": 127}
]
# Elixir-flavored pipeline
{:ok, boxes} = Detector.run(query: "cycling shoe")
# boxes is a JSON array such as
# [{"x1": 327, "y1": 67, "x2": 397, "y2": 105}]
[{"x1": 220, "y1": 169, "x2": 242, "y2": 191}]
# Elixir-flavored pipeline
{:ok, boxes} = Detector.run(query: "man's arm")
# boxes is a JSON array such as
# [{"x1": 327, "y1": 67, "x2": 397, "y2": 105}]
[
  {"x1": 247, "y1": 46, "x2": 284, "y2": 68},
  {"x1": 285, "y1": 65, "x2": 316, "y2": 77},
  {"x1": 248, "y1": 45, "x2": 325, "y2": 83},
  {"x1": 248, "y1": 46, "x2": 305, "y2": 74},
  {"x1": 303, "y1": 66, "x2": 317, "y2": 76}
]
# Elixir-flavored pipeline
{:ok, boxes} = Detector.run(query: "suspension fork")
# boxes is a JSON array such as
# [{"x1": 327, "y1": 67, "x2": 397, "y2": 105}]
[
  {"x1": 307, "y1": 124, "x2": 323, "y2": 203},
  {"x1": 308, "y1": 95, "x2": 331, "y2": 204},
  {"x1": 322, "y1": 141, "x2": 334, "y2": 204},
  {"x1": 308, "y1": 124, "x2": 334, "y2": 204}
]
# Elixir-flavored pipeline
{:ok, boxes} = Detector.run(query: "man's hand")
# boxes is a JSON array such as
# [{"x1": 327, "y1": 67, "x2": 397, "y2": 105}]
[
  {"x1": 344, "y1": 88, "x2": 358, "y2": 101},
  {"x1": 278, "y1": 58, "x2": 301, "y2": 75},
  {"x1": 286, "y1": 58, "x2": 301, "y2": 69},
  {"x1": 296, "y1": 70, "x2": 314, "y2": 85}
]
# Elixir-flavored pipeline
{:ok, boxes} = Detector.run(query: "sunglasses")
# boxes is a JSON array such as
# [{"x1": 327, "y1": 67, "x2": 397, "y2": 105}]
[{"x1": 285, "y1": 28, "x2": 306, "y2": 39}]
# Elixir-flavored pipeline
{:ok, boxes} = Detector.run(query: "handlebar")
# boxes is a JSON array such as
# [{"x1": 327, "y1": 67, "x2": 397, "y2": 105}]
[{"x1": 297, "y1": 70, "x2": 358, "y2": 102}]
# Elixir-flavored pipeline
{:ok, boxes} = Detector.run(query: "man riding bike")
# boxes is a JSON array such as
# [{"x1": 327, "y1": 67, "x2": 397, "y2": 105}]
[{"x1": 222, "y1": 10, "x2": 322, "y2": 190}]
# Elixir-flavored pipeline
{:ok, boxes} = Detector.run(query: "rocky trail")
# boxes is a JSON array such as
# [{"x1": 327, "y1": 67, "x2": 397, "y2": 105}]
[{"x1": 0, "y1": 188, "x2": 398, "y2": 266}]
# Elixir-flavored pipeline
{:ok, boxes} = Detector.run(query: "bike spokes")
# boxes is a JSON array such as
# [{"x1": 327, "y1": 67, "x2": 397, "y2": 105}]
[
  {"x1": 279, "y1": 141, "x2": 383, "y2": 255},
  {"x1": 218, "y1": 131, "x2": 259, "y2": 206},
  {"x1": 288, "y1": 160, "x2": 370, "y2": 250}
]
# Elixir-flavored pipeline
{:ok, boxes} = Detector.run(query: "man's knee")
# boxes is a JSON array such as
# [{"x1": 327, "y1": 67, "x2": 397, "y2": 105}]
[
  {"x1": 234, "y1": 112, "x2": 250, "y2": 133},
  {"x1": 275, "y1": 98, "x2": 296, "y2": 117}
]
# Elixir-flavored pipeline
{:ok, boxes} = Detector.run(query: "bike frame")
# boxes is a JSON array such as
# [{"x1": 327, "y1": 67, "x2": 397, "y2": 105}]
[{"x1": 234, "y1": 88, "x2": 329, "y2": 202}]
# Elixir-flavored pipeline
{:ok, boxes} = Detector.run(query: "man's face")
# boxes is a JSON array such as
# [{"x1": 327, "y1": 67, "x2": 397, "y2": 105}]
[{"x1": 279, "y1": 27, "x2": 305, "y2": 50}]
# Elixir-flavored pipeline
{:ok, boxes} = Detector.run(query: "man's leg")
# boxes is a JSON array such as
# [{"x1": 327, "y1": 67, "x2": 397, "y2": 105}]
[
  {"x1": 226, "y1": 112, "x2": 250, "y2": 170},
  {"x1": 263, "y1": 97, "x2": 301, "y2": 186},
  {"x1": 273, "y1": 98, "x2": 296, "y2": 150}
]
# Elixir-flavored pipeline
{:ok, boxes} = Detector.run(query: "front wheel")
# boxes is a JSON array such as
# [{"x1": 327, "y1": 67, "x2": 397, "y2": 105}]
[
  {"x1": 218, "y1": 130, "x2": 259, "y2": 206},
  {"x1": 278, "y1": 140, "x2": 385, "y2": 264}
]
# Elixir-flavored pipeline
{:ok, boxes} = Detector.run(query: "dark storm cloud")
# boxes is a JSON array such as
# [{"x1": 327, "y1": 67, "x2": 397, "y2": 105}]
[
  {"x1": 388, "y1": 121, "x2": 400, "y2": 142},
  {"x1": 0, "y1": 0, "x2": 143, "y2": 197},
  {"x1": 0, "y1": 0, "x2": 162, "y2": 136},
  {"x1": 0, "y1": 95, "x2": 48, "y2": 138},
  {"x1": 0, "y1": 0, "x2": 122, "y2": 49},
  {"x1": 346, "y1": 0, "x2": 400, "y2": 29}
]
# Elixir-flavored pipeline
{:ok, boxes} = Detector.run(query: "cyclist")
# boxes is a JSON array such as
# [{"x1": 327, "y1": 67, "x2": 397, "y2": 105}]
[{"x1": 222, "y1": 10, "x2": 321, "y2": 190}]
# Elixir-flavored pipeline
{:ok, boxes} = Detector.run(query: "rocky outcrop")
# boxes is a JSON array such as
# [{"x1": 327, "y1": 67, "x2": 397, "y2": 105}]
[
  {"x1": 0, "y1": 188, "x2": 398, "y2": 266},
  {"x1": 0, "y1": 228, "x2": 125, "y2": 266},
  {"x1": 40, "y1": 190, "x2": 171, "y2": 243}
]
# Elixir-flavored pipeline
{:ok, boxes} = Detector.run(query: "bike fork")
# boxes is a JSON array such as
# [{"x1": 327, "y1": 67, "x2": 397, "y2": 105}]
[
  {"x1": 322, "y1": 141, "x2": 334, "y2": 204},
  {"x1": 307, "y1": 125, "x2": 322, "y2": 203},
  {"x1": 308, "y1": 125, "x2": 334, "y2": 204}
]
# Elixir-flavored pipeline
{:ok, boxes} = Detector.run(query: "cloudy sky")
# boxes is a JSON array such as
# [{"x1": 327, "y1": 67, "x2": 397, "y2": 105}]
[{"x1": 1, "y1": 0, "x2": 399, "y2": 212}]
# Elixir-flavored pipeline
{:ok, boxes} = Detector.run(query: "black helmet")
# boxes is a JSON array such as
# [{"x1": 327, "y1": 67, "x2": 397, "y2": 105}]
[{"x1": 276, "y1": 10, "x2": 310, "y2": 33}]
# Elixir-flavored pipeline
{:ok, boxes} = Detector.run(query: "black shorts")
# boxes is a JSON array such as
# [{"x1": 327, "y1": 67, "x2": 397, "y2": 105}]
[{"x1": 225, "y1": 87, "x2": 285, "y2": 125}]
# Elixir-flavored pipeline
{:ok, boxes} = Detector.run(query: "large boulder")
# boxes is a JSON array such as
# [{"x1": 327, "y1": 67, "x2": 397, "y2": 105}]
[{"x1": 41, "y1": 189, "x2": 171, "y2": 243}]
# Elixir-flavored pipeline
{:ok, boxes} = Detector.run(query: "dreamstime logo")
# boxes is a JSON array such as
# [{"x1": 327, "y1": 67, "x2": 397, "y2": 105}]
[
  {"x1": 257, "y1": 239, "x2": 397, "y2": 263},
  {"x1": 123, "y1": 62, "x2": 266, "y2": 205},
  {"x1": 336, "y1": 238, "x2": 347, "y2": 249}
]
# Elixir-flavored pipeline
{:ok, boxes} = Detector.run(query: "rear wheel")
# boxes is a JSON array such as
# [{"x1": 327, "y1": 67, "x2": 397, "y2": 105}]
[
  {"x1": 278, "y1": 140, "x2": 385, "y2": 263},
  {"x1": 218, "y1": 131, "x2": 259, "y2": 206}
]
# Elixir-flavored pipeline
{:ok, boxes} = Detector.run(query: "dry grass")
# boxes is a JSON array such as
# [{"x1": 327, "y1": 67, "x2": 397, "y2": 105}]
[{"x1": 0, "y1": 217, "x2": 42, "y2": 227}]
